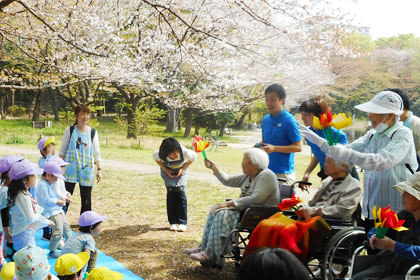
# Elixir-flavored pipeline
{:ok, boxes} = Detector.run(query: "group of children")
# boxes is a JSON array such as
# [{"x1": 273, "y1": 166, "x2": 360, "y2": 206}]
[{"x1": 0, "y1": 136, "x2": 112, "y2": 279}]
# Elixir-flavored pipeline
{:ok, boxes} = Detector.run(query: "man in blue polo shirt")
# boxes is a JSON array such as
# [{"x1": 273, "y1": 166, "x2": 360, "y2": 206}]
[{"x1": 260, "y1": 84, "x2": 302, "y2": 185}]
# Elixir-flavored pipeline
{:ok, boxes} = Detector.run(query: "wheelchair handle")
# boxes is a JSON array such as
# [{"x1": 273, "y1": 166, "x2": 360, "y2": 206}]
[{"x1": 294, "y1": 180, "x2": 311, "y2": 193}]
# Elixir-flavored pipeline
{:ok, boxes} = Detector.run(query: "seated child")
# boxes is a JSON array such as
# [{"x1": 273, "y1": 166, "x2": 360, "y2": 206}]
[
  {"x1": 49, "y1": 157, "x2": 72, "y2": 207},
  {"x1": 0, "y1": 156, "x2": 24, "y2": 266},
  {"x1": 55, "y1": 252, "x2": 90, "y2": 280},
  {"x1": 351, "y1": 172, "x2": 420, "y2": 280},
  {"x1": 38, "y1": 137, "x2": 56, "y2": 240},
  {"x1": 297, "y1": 157, "x2": 362, "y2": 221},
  {"x1": 36, "y1": 161, "x2": 72, "y2": 258},
  {"x1": 14, "y1": 245, "x2": 59, "y2": 280},
  {"x1": 87, "y1": 267, "x2": 123, "y2": 280},
  {"x1": 61, "y1": 211, "x2": 107, "y2": 272}
]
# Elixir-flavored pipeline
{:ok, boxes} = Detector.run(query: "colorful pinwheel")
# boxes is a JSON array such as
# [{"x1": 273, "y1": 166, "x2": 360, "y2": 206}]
[
  {"x1": 278, "y1": 195, "x2": 303, "y2": 211},
  {"x1": 372, "y1": 205, "x2": 409, "y2": 238},
  {"x1": 312, "y1": 110, "x2": 352, "y2": 146},
  {"x1": 193, "y1": 135, "x2": 210, "y2": 160}
]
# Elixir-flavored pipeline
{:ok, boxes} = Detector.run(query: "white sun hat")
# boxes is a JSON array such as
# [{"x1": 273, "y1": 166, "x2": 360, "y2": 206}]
[
  {"x1": 394, "y1": 172, "x2": 420, "y2": 201},
  {"x1": 355, "y1": 91, "x2": 404, "y2": 115}
]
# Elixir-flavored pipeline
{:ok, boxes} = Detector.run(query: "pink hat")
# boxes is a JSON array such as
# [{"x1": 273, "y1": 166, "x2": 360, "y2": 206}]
[
  {"x1": 9, "y1": 159, "x2": 43, "y2": 181},
  {"x1": 0, "y1": 156, "x2": 25, "y2": 174},
  {"x1": 79, "y1": 211, "x2": 107, "y2": 227},
  {"x1": 43, "y1": 161, "x2": 65, "y2": 180},
  {"x1": 49, "y1": 156, "x2": 70, "y2": 167}
]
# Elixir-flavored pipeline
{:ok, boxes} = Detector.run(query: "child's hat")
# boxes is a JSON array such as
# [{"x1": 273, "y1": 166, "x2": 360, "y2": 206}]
[
  {"x1": 0, "y1": 155, "x2": 25, "y2": 174},
  {"x1": 1, "y1": 262, "x2": 15, "y2": 280},
  {"x1": 87, "y1": 267, "x2": 123, "y2": 280},
  {"x1": 14, "y1": 245, "x2": 50, "y2": 280},
  {"x1": 37, "y1": 136, "x2": 56, "y2": 151},
  {"x1": 9, "y1": 159, "x2": 43, "y2": 181},
  {"x1": 55, "y1": 252, "x2": 90, "y2": 276},
  {"x1": 394, "y1": 172, "x2": 420, "y2": 201},
  {"x1": 79, "y1": 211, "x2": 107, "y2": 227},
  {"x1": 43, "y1": 161, "x2": 65, "y2": 180},
  {"x1": 49, "y1": 156, "x2": 70, "y2": 167}
]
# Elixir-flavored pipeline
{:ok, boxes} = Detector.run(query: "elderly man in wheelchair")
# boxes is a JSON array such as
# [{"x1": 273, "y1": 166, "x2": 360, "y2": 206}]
[
  {"x1": 183, "y1": 148, "x2": 280, "y2": 267},
  {"x1": 350, "y1": 173, "x2": 420, "y2": 280}
]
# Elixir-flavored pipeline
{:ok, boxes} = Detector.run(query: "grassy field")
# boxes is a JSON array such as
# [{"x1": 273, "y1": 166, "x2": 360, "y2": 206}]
[{"x1": 0, "y1": 118, "x2": 338, "y2": 279}]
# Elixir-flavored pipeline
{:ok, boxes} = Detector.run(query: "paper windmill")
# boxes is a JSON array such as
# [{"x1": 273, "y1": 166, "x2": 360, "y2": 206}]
[
  {"x1": 312, "y1": 110, "x2": 352, "y2": 146},
  {"x1": 193, "y1": 135, "x2": 210, "y2": 160},
  {"x1": 372, "y1": 205, "x2": 409, "y2": 238},
  {"x1": 278, "y1": 195, "x2": 303, "y2": 211}
]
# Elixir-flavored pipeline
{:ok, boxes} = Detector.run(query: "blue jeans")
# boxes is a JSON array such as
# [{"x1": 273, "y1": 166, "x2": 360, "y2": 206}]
[
  {"x1": 13, "y1": 228, "x2": 36, "y2": 251},
  {"x1": 166, "y1": 186, "x2": 187, "y2": 225}
]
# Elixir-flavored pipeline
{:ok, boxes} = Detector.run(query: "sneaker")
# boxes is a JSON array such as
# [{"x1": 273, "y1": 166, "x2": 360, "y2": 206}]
[
  {"x1": 190, "y1": 251, "x2": 210, "y2": 262},
  {"x1": 169, "y1": 224, "x2": 178, "y2": 231},
  {"x1": 57, "y1": 239, "x2": 65, "y2": 250},
  {"x1": 42, "y1": 232, "x2": 52, "y2": 241},
  {"x1": 184, "y1": 247, "x2": 201, "y2": 255},
  {"x1": 48, "y1": 251, "x2": 60, "y2": 259},
  {"x1": 178, "y1": 224, "x2": 187, "y2": 232}
]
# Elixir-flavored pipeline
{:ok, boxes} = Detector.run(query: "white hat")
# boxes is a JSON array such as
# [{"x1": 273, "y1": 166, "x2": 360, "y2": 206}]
[
  {"x1": 355, "y1": 91, "x2": 404, "y2": 115},
  {"x1": 393, "y1": 172, "x2": 420, "y2": 201}
]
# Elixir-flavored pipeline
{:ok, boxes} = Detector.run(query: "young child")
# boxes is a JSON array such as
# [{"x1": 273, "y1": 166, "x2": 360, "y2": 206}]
[
  {"x1": 49, "y1": 157, "x2": 72, "y2": 207},
  {"x1": 0, "y1": 156, "x2": 24, "y2": 266},
  {"x1": 7, "y1": 159, "x2": 53, "y2": 251},
  {"x1": 61, "y1": 211, "x2": 106, "y2": 272},
  {"x1": 14, "y1": 245, "x2": 59, "y2": 280},
  {"x1": 352, "y1": 172, "x2": 420, "y2": 279},
  {"x1": 153, "y1": 137, "x2": 197, "y2": 232},
  {"x1": 55, "y1": 252, "x2": 90, "y2": 280},
  {"x1": 87, "y1": 267, "x2": 123, "y2": 280},
  {"x1": 36, "y1": 161, "x2": 72, "y2": 258},
  {"x1": 38, "y1": 137, "x2": 56, "y2": 240}
]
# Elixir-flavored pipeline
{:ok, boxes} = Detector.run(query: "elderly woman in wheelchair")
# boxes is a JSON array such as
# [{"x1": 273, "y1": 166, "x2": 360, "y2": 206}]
[
  {"x1": 296, "y1": 156, "x2": 362, "y2": 222},
  {"x1": 184, "y1": 148, "x2": 279, "y2": 266},
  {"x1": 351, "y1": 173, "x2": 420, "y2": 280}
]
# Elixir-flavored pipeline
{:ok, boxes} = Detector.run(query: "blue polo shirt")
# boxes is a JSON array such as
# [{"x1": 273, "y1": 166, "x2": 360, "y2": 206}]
[
  {"x1": 261, "y1": 110, "x2": 301, "y2": 174},
  {"x1": 306, "y1": 127, "x2": 347, "y2": 169}
]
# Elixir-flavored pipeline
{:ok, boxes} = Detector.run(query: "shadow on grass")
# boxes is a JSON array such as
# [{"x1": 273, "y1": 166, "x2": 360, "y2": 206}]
[{"x1": 97, "y1": 224, "x2": 237, "y2": 280}]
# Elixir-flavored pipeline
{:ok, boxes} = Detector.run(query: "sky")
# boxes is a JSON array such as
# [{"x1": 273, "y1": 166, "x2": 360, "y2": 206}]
[{"x1": 342, "y1": 0, "x2": 420, "y2": 39}]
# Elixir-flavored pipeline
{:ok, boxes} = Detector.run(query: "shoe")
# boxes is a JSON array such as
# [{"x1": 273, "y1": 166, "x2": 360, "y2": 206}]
[
  {"x1": 48, "y1": 251, "x2": 60, "y2": 259},
  {"x1": 42, "y1": 233, "x2": 52, "y2": 241},
  {"x1": 190, "y1": 251, "x2": 210, "y2": 263},
  {"x1": 184, "y1": 247, "x2": 201, "y2": 255},
  {"x1": 178, "y1": 224, "x2": 187, "y2": 232},
  {"x1": 169, "y1": 224, "x2": 178, "y2": 231},
  {"x1": 57, "y1": 239, "x2": 65, "y2": 250}
]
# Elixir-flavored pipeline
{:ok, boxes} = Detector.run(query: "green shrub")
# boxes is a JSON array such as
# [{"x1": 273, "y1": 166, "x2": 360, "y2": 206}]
[
  {"x1": 7, "y1": 136, "x2": 25, "y2": 144},
  {"x1": 7, "y1": 105, "x2": 26, "y2": 117}
]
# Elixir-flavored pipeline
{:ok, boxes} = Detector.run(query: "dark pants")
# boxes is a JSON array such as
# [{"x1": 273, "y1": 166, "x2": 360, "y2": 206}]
[
  {"x1": 351, "y1": 263, "x2": 404, "y2": 280},
  {"x1": 64, "y1": 182, "x2": 92, "y2": 214},
  {"x1": 166, "y1": 186, "x2": 187, "y2": 225}
]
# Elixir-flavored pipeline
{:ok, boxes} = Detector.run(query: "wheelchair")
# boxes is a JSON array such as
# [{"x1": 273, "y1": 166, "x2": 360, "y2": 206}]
[{"x1": 219, "y1": 178, "x2": 366, "y2": 280}]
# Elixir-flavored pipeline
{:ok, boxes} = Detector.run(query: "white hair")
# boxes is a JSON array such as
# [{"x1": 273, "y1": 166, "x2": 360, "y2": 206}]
[
  {"x1": 244, "y1": 148, "x2": 269, "y2": 170},
  {"x1": 334, "y1": 158, "x2": 353, "y2": 173}
]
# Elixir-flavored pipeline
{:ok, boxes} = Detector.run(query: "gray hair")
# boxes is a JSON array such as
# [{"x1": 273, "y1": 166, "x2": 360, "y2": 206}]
[
  {"x1": 334, "y1": 158, "x2": 354, "y2": 173},
  {"x1": 244, "y1": 148, "x2": 269, "y2": 170}
]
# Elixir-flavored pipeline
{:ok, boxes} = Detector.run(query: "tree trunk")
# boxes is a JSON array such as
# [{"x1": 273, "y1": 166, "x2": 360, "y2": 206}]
[
  {"x1": 219, "y1": 121, "x2": 227, "y2": 137},
  {"x1": 183, "y1": 108, "x2": 194, "y2": 138},
  {"x1": 10, "y1": 89, "x2": 15, "y2": 106},
  {"x1": 51, "y1": 88, "x2": 60, "y2": 121},
  {"x1": 126, "y1": 107, "x2": 137, "y2": 139},
  {"x1": 166, "y1": 108, "x2": 179, "y2": 132},
  {"x1": 32, "y1": 89, "x2": 42, "y2": 121},
  {"x1": 194, "y1": 125, "x2": 200, "y2": 136},
  {"x1": 0, "y1": 95, "x2": 4, "y2": 119},
  {"x1": 234, "y1": 109, "x2": 249, "y2": 129}
]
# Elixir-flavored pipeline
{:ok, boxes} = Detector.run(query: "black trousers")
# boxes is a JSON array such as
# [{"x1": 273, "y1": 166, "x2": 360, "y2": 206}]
[
  {"x1": 166, "y1": 186, "x2": 187, "y2": 225},
  {"x1": 64, "y1": 182, "x2": 92, "y2": 214}
]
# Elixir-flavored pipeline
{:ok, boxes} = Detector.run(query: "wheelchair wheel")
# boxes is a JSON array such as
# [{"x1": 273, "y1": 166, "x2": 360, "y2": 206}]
[{"x1": 321, "y1": 226, "x2": 365, "y2": 280}]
